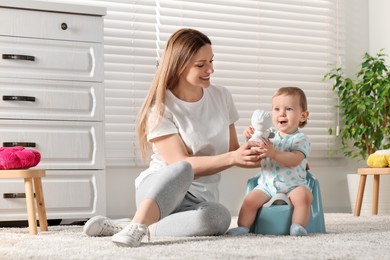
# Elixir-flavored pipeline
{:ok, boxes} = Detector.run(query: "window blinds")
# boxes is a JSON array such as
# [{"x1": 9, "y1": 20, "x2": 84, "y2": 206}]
[
  {"x1": 156, "y1": 0, "x2": 342, "y2": 163},
  {"x1": 102, "y1": 1, "x2": 157, "y2": 166},
  {"x1": 42, "y1": 0, "x2": 343, "y2": 166}
]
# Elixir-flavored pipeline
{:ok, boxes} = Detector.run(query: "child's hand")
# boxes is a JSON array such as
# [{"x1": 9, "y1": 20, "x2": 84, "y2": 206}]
[
  {"x1": 243, "y1": 126, "x2": 254, "y2": 140},
  {"x1": 258, "y1": 138, "x2": 277, "y2": 159},
  {"x1": 258, "y1": 138, "x2": 305, "y2": 167}
]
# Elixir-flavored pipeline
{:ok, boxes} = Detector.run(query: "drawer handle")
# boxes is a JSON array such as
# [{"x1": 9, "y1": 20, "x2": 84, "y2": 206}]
[
  {"x1": 3, "y1": 95, "x2": 36, "y2": 102},
  {"x1": 3, "y1": 142, "x2": 36, "y2": 148},
  {"x1": 2, "y1": 54, "x2": 35, "y2": 61},
  {"x1": 3, "y1": 193, "x2": 35, "y2": 199},
  {"x1": 61, "y1": 22, "x2": 68, "y2": 30}
]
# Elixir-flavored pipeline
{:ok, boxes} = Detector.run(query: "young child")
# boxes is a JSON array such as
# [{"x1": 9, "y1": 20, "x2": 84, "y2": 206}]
[{"x1": 228, "y1": 86, "x2": 312, "y2": 236}]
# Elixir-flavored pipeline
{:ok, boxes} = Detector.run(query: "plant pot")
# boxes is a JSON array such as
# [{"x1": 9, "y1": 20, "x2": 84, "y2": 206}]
[{"x1": 347, "y1": 173, "x2": 390, "y2": 215}]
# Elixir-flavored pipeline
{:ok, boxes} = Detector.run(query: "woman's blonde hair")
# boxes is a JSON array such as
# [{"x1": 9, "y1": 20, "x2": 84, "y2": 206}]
[
  {"x1": 136, "y1": 28, "x2": 212, "y2": 161},
  {"x1": 272, "y1": 86, "x2": 308, "y2": 128}
]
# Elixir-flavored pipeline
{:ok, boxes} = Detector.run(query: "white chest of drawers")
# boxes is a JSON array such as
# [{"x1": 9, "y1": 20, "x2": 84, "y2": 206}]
[{"x1": 0, "y1": 0, "x2": 106, "y2": 221}]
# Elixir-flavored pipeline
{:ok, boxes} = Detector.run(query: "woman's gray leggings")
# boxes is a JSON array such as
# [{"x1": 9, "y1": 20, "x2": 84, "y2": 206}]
[{"x1": 136, "y1": 161, "x2": 231, "y2": 237}]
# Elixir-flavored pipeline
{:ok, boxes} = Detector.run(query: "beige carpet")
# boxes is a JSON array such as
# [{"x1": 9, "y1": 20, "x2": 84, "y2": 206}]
[{"x1": 0, "y1": 213, "x2": 389, "y2": 260}]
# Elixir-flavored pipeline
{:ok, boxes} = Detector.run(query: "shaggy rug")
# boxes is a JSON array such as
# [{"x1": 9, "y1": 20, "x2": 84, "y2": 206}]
[{"x1": 0, "y1": 213, "x2": 389, "y2": 260}]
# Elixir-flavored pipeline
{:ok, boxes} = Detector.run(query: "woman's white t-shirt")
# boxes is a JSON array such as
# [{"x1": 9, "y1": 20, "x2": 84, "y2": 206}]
[{"x1": 135, "y1": 84, "x2": 239, "y2": 202}]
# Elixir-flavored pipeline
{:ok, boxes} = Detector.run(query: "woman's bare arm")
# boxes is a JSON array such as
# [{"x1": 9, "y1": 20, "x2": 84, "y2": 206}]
[{"x1": 152, "y1": 124, "x2": 261, "y2": 177}]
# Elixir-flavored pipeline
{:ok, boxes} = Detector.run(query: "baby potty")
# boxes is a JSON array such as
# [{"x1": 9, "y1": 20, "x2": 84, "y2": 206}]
[{"x1": 247, "y1": 171, "x2": 326, "y2": 235}]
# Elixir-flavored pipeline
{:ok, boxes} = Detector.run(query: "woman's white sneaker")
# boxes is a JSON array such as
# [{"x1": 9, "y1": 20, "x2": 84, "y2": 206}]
[
  {"x1": 83, "y1": 216, "x2": 123, "y2": 237},
  {"x1": 112, "y1": 223, "x2": 150, "y2": 247}
]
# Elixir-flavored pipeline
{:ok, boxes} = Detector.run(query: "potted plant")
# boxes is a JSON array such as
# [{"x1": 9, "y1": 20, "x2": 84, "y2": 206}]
[
  {"x1": 323, "y1": 49, "x2": 390, "y2": 214},
  {"x1": 323, "y1": 49, "x2": 390, "y2": 160}
]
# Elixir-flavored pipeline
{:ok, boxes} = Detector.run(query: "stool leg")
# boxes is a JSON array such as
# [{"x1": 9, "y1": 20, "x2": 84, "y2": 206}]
[
  {"x1": 354, "y1": 175, "x2": 367, "y2": 216},
  {"x1": 33, "y1": 177, "x2": 48, "y2": 231},
  {"x1": 372, "y1": 175, "x2": 380, "y2": 215},
  {"x1": 24, "y1": 177, "x2": 38, "y2": 235}
]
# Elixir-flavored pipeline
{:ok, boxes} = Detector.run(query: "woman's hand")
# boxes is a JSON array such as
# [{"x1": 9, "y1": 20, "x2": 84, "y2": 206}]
[{"x1": 233, "y1": 141, "x2": 262, "y2": 168}]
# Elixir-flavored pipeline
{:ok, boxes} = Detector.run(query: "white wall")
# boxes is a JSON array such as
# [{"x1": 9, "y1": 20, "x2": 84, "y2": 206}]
[
  {"x1": 106, "y1": 0, "x2": 371, "y2": 218},
  {"x1": 369, "y1": 0, "x2": 390, "y2": 55},
  {"x1": 344, "y1": 0, "x2": 370, "y2": 76}
]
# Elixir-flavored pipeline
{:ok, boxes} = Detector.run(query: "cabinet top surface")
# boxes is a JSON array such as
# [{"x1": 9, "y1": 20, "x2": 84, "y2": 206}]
[{"x1": 0, "y1": 0, "x2": 106, "y2": 16}]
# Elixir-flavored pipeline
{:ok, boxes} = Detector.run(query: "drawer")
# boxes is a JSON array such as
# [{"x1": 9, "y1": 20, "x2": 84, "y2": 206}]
[
  {"x1": 0, "y1": 78, "x2": 104, "y2": 121},
  {"x1": 0, "y1": 36, "x2": 103, "y2": 82},
  {"x1": 0, "y1": 120, "x2": 104, "y2": 170},
  {"x1": 0, "y1": 170, "x2": 105, "y2": 220},
  {"x1": 0, "y1": 8, "x2": 103, "y2": 43}
]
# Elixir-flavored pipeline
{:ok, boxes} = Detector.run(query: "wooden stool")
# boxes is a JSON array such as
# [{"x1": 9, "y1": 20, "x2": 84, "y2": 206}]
[
  {"x1": 0, "y1": 169, "x2": 48, "y2": 234},
  {"x1": 354, "y1": 167, "x2": 390, "y2": 216}
]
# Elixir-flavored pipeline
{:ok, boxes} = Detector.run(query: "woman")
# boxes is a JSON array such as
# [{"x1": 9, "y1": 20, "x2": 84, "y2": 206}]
[{"x1": 83, "y1": 28, "x2": 262, "y2": 247}]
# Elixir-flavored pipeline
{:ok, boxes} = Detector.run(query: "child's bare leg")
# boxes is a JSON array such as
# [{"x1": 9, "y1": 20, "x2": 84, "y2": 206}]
[
  {"x1": 238, "y1": 189, "x2": 269, "y2": 227},
  {"x1": 227, "y1": 189, "x2": 268, "y2": 236},
  {"x1": 289, "y1": 186, "x2": 313, "y2": 236}
]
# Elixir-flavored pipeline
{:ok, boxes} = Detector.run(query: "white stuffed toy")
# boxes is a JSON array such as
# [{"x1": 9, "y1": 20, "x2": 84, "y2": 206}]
[{"x1": 248, "y1": 109, "x2": 274, "y2": 142}]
